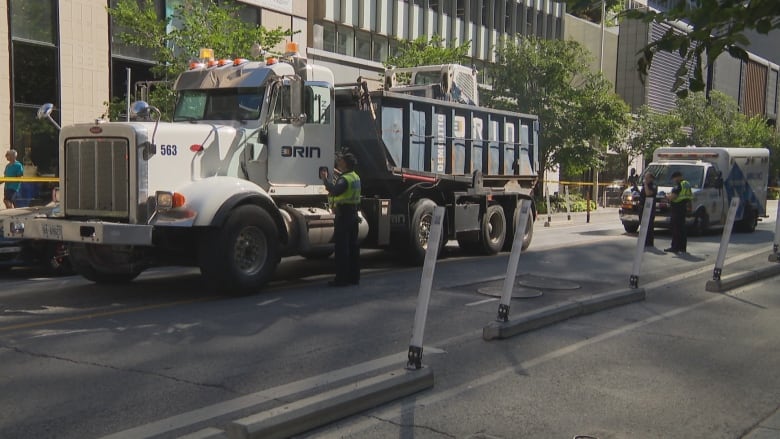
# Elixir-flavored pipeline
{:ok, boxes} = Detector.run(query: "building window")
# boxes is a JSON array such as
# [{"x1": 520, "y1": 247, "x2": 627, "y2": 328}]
[
  {"x1": 356, "y1": 31, "x2": 372, "y2": 60},
  {"x1": 373, "y1": 35, "x2": 388, "y2": 62},
  {"x1": 456, "y1": 0, "x2": 466, "y2": 20},
  {"x1": 337, "y1": 26, "x2": 355, "y2": 56},
  {"x1": 322, "y1": 22, "x2": 337, "y2": 52},
  {"x1": 10, "y1": 0, "x2": 56, "y2": 43},
  {"x1": 10, "y1": 0, "x2": 60, "y2": 182}
]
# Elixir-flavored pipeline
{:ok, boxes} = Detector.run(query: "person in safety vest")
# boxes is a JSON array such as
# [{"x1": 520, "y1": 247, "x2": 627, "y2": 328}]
[
  {"x1": 320, "y1": 151, "x2": 361, "y2": 287},
  {"x1": 665, "y1": 171, "x2": 692, "y2": 254}
]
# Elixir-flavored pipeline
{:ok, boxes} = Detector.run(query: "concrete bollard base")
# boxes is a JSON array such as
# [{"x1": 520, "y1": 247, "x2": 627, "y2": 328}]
[
  {"x1": 483, "y1": 288, "x2": 645, "y2": 340},
  {"x1": 705, "y1": 264, "x2": 780, "y2": 292},
  {"x1": 227, "y1": 367, "x2": 434, "y2": 439}
]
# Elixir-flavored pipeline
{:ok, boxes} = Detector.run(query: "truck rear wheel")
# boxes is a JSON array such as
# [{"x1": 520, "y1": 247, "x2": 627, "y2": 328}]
[
  {"x1": 407, "y1": 199, "x2": 445, "y2": 265},
  {"x1": 199, "y1": 204, "x2": 280, "y2": 295},
  {"x1": 479, "y1": 204, "x2": 506, "y2": 255},
  {"x1": 502, "y1": 203, "x2": 534, "y2": 252}
]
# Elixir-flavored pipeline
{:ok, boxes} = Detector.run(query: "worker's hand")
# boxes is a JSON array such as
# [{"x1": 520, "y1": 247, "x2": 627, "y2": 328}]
[{"x1": 319, "y1": 168, "x2": 329, "y2": 180}]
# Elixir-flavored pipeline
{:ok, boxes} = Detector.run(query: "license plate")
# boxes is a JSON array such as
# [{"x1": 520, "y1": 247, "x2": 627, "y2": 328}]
[
  {"x1": 41, "y1": 224, "x2": 64, "y2": 240},
  {"x1": 0, "y1": 246, "x2": 22, "y2": 254}
]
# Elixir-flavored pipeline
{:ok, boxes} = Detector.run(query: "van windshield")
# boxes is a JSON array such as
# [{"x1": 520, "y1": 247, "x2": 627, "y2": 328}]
[{"x1": 645, "y1": 164, "x2": 704, "y2": 189}]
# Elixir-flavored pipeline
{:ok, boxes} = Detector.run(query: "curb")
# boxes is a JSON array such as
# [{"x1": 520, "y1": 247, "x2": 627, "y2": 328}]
[
  {"x1": 226, "y1": 367, "x2": 434, "y2": 439},
  {"x1": 705, "y1": 263, "x2": 780, "y2": 292},
  {"x1": 482, "y1": 287, "x2": 646, "y2": 340}
]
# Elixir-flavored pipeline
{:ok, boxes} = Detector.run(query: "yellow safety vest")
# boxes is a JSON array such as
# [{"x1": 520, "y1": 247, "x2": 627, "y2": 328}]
[
  {"x1": 331, "y1": 171, "x2": 361, "y2": 206},
  {"x1": 673, "y1": 180, "x2": 693, "y2": 203}
]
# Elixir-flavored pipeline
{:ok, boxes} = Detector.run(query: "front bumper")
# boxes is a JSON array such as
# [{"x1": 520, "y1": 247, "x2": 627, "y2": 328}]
[
  {"x1": 619, "y1": 209, "x2": 692, "y2": 228},
  {"x1": 4, "y1": 217, "x2": 153, "y2": 246}
]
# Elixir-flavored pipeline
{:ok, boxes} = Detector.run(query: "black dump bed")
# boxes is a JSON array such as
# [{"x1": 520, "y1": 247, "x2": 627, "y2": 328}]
[{"x1": 334, "y1": 86, "x2": 539, "y2": 196}]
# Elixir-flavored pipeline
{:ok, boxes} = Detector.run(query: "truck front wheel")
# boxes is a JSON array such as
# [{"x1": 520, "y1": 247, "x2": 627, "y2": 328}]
[
  {"x1": 199, "y1": 205, "x2": 280, "y2": 295},
  {"x1": 69, "y1": 244, "x2": 141, "y2": 284}
]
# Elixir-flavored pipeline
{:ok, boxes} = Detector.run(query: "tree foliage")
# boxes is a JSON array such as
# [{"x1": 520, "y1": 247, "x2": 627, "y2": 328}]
[
  {"x1": 488, "y1": 36, "x2": 631, "y2": 174},
  {"x1": 107, "y1": 0, "x2": 291, "y2": 118},
  {"x1": 626, "y1": 91, "x2": 780, "y2": 174},
  {"x1": 384, "y1": 35, "x2": 471, "y2": 68},
  {"x1": 564, "y1": 0, "x2": 780, "y2": 97},
  {"x1": 622, "y1": 105, "x2": 685, "y2": 165}
]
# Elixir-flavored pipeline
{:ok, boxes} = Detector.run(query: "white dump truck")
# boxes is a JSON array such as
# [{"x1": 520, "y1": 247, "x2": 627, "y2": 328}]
[
  {"x1": 620, "y1": 147, "x2": 770, "y2": 235},
  {"x1": 3, "y1": 43, "x2": 540, "y2": 294}
]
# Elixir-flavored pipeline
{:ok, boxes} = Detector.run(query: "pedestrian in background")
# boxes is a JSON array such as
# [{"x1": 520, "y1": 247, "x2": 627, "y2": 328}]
[
  {"x1": 639, "y1": 172, "x2": 657, "y2": 248},
  {"x1": 3, "y1": 149, "x2": 24, "y2": 209},
  {"x1": 320, "y1": 152, "x2": 361, "y2": 287},
  {"x1": 665, "y1": 171, "x2": 692, "y2": 254}
]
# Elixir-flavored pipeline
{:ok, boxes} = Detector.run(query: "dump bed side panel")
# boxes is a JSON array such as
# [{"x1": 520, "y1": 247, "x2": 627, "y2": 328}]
[{"x1": 335, "y1": 89, "x2": 539, "y2": 191}]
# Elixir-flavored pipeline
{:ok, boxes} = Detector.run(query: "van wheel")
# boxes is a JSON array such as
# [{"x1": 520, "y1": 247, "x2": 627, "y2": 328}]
[
  {"x1": 199, "y1": 205, "x2": 280, "y2": 295},
  {"x1": 623, "y1": 223, "x2": 639, "y2": 234},
  {"x1": 690, "y1": 211, "x2": 709, "y2": 236},
  {"x1": 408, "y1": 199, "x2": 445, "y2": 265},
  {"x1": 736, "y1": 206, "x2": 757, "y2": 233}
]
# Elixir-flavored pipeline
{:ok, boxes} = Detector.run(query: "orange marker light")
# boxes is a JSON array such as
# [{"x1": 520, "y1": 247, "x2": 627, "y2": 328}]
[{"x1": 172, "y1": 192, "x2": 186, "y2": 208}]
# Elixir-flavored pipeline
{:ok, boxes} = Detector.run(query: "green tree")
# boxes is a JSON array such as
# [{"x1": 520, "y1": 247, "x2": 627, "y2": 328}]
[
  {"x1": 671, "y1": 90, "x2": 776, "y2": 148},
  {"x1": 564, "y1": 0, "x2": 780, "y2": 97},
  {"x1": 621, "y1": 105, "x2": 685, "y2": 166},
  {"x1": 488, "y1": 36, "x2": 631, "y2": 174},
  {"x1": 384, "y1": 35, "x2": 471, "y2": 68},
  {"x1": 107, "y1": 0, "x2": 291, "y2": 118}
]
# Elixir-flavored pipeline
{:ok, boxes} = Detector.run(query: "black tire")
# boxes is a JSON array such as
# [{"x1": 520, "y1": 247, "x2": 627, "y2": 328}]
[
  {"x1": 736, "y1": 206, "x2": 757, "y2": 233},
  {"x1": 301, "y1": 248, "x2": 334, "y2": 259},
  {"x1": 199, "y1": 204, "x2": 280, "y2": 295},
  {"x1": 69, "y1": 244, "x2": 141, "y2": 284},
  {"x1": 520, "y1": 208, "x2": 534, "y2": 251},
  {"x1": 623, "y1": 223, "x2": 639, "y2": 234},
  {"x1": 479, "y1": 204, "x2": 506, "y2": 255},
  {"x1": 407, "y1": 199, "x2": 445, "y2": 265},
  {"x1": 502, "y1": 201, "x2": 535, "y2": 252},
  {"x1": 690, "y1": 211, "x2": 709, "y2": 236}
]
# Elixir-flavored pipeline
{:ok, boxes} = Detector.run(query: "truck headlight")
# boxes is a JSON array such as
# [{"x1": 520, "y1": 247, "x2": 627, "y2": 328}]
[{"x1": 155, "y1": 191, "x2": 186, "y2": 210}]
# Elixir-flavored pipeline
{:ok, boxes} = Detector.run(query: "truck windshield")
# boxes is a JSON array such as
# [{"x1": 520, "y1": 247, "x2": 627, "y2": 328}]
[
  {"x1": 646, "y1": 164, "x2": 704, "y2": 189},
  {"x1": 174, "y1": 87, "x2": 264, "y2": 122}
]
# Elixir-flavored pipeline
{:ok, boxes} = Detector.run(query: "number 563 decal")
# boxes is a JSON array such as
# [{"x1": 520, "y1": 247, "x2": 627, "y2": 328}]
[{"x1": 160, "y1": 144, "x2": 178, "y2": 156}]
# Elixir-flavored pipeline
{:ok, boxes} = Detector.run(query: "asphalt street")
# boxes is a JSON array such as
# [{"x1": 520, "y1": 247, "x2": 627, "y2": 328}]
[{"x1": 0, "y1": 202, "x2": 777, "y2": 439}]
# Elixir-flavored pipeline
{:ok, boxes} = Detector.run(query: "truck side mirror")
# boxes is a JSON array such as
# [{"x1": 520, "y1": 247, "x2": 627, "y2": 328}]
[{"x1": 288, "y1": 76, "x2": 306, "y2": 126}]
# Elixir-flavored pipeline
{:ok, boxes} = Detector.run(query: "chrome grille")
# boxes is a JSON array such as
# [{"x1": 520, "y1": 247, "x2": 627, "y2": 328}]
[{"x1": 64, "y1": 138, "x2": 130, "y2": 218}]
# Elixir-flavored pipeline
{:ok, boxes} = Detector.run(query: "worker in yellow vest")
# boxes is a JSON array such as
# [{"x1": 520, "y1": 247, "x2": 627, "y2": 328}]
[
  {"x1": 320, "y1": 152, "x2": 361, "y2": 287},
  {"x1": 665, "y1": 171, "x2": 693, "y2": 254}
]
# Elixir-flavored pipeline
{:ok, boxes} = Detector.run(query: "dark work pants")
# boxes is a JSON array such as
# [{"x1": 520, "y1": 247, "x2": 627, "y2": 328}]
[
  {"x1": 670, "y1": 202, "x2": 687, "y2": 252},
  {"x1": 641, "y1": 203, "x2": 656, "y2": 246},
  {"x1": 334, "y1": 206, "x2": 360, "y2": 283}
]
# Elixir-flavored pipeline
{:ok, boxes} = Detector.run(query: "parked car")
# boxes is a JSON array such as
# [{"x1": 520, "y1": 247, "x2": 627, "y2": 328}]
[{"x1": 0, "y1": 205, "x2": 71, "y2": 275}]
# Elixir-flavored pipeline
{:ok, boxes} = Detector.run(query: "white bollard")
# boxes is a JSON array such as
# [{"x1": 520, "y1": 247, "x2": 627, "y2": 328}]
[
  {"x1": 771, "y1": 200, "x2": 780, "y2": 262},
  {"x1": 496, "y1": 199, "x2": 532, "y2": 322},
  {"x1": 712, "y1": 197, "x2": 740, "y2": 281},
  {"x1": 407, "y1": 206, "x2": 445, "y2": 370},
  {"x1": 564, "y1": 185, "x2": 571, "y2": 221},
  {"x1": 629, "y1": 198, "x2": 655, "y2": 288}
]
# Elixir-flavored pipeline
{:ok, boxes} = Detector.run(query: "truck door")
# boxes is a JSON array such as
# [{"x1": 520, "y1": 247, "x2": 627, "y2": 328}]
[{"x1": 266, "y1": 80, "x2": 334, "y2": 188}]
